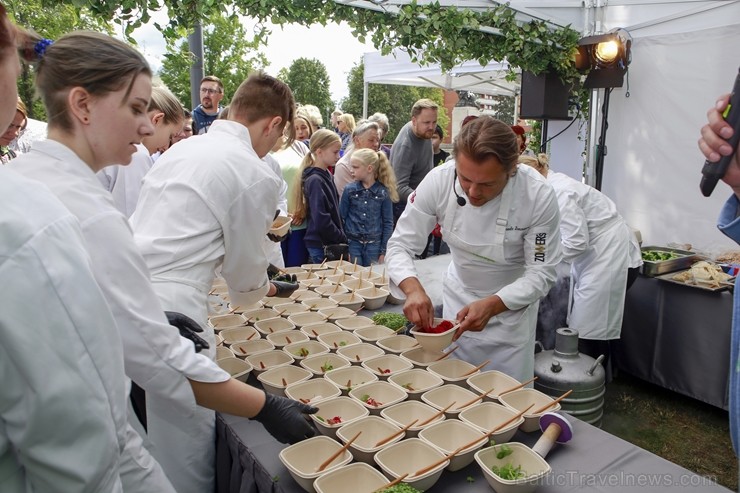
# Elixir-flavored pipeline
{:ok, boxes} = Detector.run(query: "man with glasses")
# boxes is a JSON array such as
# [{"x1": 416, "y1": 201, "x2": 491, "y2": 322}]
[{"x1": 193, "y1": 75, "x2": 224, "y2": 135}]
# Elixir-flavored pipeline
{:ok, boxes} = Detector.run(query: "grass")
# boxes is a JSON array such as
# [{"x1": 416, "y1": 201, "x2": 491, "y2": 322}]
[{"x1": 602, "y1": 372, "x2": 737, "y2": 490}]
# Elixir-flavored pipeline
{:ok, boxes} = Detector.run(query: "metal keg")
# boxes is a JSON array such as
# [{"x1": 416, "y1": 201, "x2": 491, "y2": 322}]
[{"x1": 534, "y1": 328, "x2": 606, "y2": 427}]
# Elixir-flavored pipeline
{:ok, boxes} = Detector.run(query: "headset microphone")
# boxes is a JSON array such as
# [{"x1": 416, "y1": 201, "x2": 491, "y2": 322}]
[{"x1": 453, "y1": 170, "x2": 466, "y2": 206}]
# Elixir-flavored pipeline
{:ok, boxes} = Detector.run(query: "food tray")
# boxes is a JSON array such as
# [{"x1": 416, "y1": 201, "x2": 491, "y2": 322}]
[
  {"x1": 640, "y1": 245, "x2": 699, "y2": 277},
  {"x1": 656, "y1": 270, "x2": 735, "y2": 292}
]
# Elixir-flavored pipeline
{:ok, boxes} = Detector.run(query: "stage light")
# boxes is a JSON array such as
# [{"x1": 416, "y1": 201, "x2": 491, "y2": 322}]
[{"x1": 577, "y1": 29, "x2": 632, "y2": 88}]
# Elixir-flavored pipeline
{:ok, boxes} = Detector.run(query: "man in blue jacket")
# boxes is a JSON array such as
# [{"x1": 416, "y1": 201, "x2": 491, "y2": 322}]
[{"x1": 192, "y1": 75, "x2": 224, "y2": 135}]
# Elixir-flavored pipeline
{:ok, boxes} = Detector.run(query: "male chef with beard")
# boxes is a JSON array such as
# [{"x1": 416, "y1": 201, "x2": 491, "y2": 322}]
[{"x1": 385, "y1": 117, "x2": 562, "y2": 382}]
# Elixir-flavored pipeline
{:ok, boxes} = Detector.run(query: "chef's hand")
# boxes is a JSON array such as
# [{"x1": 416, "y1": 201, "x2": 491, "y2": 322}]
[
  {"x1": 267, "y1": 228, "x2": 290, "y2": 243},
  {"x1": 267, "y1": 263, "x2": 297, "y2": 283},
  {"x1": 164, "y1": 311, "x2": 210, "y2": 353},
  {"x1": 253, "y1": 392, "x2": 318, "y2": 443},
  {"x1": 399, "y1": 277, "x2": 434, "y2": 329},
  {"x1": 270, "y1": 280, "x2": 299, "y2": 298},
  {"x1": 454, "y1": 295, "x2": 508, "y2": 341},
  {"x1": 699, "y1": 94, "x2": 740, "y2": 192}
]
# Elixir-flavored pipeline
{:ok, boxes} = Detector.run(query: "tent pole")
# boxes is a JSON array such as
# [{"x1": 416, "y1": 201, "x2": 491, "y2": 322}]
[{"x1": 362, "y1": 82, "x2": 369, "y2": 120}]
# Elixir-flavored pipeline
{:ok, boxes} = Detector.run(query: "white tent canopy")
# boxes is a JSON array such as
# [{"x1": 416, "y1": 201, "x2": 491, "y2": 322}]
[{"x1": 363, "y1": 48, "x2": 518, "y2": 97}]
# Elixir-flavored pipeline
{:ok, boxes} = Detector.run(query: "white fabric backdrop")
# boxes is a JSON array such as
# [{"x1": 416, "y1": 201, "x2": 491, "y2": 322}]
[{"x1": 601, "y1": 23, "x2": 740, "y2": 253}]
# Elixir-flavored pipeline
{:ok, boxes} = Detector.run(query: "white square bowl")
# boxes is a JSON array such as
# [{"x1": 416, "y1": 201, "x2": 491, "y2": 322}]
[
  {"x1": 301, "y1": 298, "x2": 339, "y2": 312},
  {"x1": 458, "y1": 402, "x2": 524, "y2": 444},
  {"x1": 310, "y1": 396, "x2": 369, "y2": 439},
  {"x1": 336, "y1": 343, "x2": 384, "y2": 365},
  {"x1": 300, "y1": 353, "x2": 351, "y2": 376},
  {"x1": 215, "y1": 346, "x2": 235, "y2": 361},
  {"x1": 325, "y1": 273, "x2": 352, "y2": 285},
  {"x1": 380, "y1": 400, "x2": 445, "y2": 438},
  {"x1": 467, "y1": 370, "x2": 523, "y2": 403},
  {"x1": 300, "y1": 322, "x2": 341, "y2": 339},
  {"x1": 230, "y1": 339, "x2": 274, "y2": 359},
  {"x1": 266, "y1": 329, "x2": 309, "y2": 349},
  {"x1": 257, "y1": 365, "x2": 313, "y2": 397},
  {"x1": 216, "y1": 357, "x2": 252, "y2": 383},
  {"x1": 254, "y1": 317, "x2": 296, "y2": 336},
  {"x1": 349, "y1": 380, "x2": 407, "y2": 415},
  {"x1": 269, "y1": 215, "x2": 291, "y2": 237},
  {"x1": 418, "y1": 419, "x2": 488, "y2": 471},
  {"x1": 335, "y1": 415, "x2": 403, "y2": 464},
  {"x1": 475, "y1": 442, "x2": 552, "y2": 493},
  {"x1": 354, "y1": 286, "x2": 389, "y2": 310},
  {"x1": 376, "y1": 335, "x2": 419, "y2": 354},
  {"x1": 328, "y1": 293, "x2": 365, "y2": 312},
  {"x1": 207, "y1": 313, "x2": 247, "y2": 331},
  {"x1": 289, "y1": 311, "x2": 330, "y2": 329},
  {"x1": 214, "y1": 333, "x2": 224, "y2": 347},
  {"x1": 317, "y1": 331, "x2": 362, "y2": 352},
  {"x1": 284, "y1": 340, "x2": 330, "y2": 362},
  {"x1": 361, "y1": 354, "x2": 413, "y2": 381},
  {"x1": 291, "y1": 289, "x2": 323, "y2": 302},
  {"x1": 339, "y1": 263, "x2": 367, "y2": 275},
  {"x1": 293, "y1": 271, "x2": 319, "y2": 281},
  {"x1": 340, "y1": 278, "x2": 373, "y2": 291},
  {"x1": 262, "y1": 295, "x2": 298, "y2": 308},
  {"x1": 242, "y1": 307, "x2": 280, "y2": 325},
  {"x1": 498, "y1": 388, "x2": 561, "y2": 433},
  {"x1": 324, "y1": 259, "x2": 352, "y2": 270},
  {"x1": 400, "y1": 347, "x2": 446, "y2": 369},
  {"x1": 421, "y1": 384, "x2": 481, "y2": 419},
  {"x1": 219, "y1": 326, "x2": 260, "y2": 346},
  {"x1": 279, "y1": 435, "x2": 353, "y2": 493},
  {"x1": 285, "y1": 378, "x2": 342, "y2": 406},
  {"x1": 313, "y1": 462, "x2": 389, "y2": 493},
  {"x1": 314, "y1": 284, "x2": 348, "y2": 298},
  {"x1": 272, "y1": 302, "x2": 309, "y2": 317},
  {"x1": 226, "y1": 302, "x2": 262, "y2": 314},
  {"x1": 355, "y1": 325, "x2": 395, "y2": 345},
  {"x1": 388, "y1": 368, "x2": 444, "y2": 400},
  {"x1": 318, "y1": 306, "x2": 358, "y2": 322},
  {"x1": 335, "y1": 316, "x2": 375, "y2": 331},
  {"x1": 428, "y1": 359, "x2": 482, "y2": 386},
  {"x1": 409, "y1": 318, "x2": 457, "y2": 353},
  {"x1": 245, "y1": 350, "x2": 294, "y2": 376},
  {"x1": 323, "y1": 366, "x2": 378, "y2": 395},
  {"x1": 373, "y1": 438, "x2": 449, "y2": 492}
]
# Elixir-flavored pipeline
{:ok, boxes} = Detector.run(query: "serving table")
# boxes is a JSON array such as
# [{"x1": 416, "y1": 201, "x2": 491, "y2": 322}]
[{"x1": 615, "y1": 274, "x2": 732, "y2": 409}]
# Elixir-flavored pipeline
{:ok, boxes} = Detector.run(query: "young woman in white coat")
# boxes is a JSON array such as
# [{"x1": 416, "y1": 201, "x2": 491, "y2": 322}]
[
  {"x1": 97, "y1": 86, "x2": 185, "y2": 217},
  {"x1": 520, "y1": 154, "x2": 642, "y2": 377},
  {"x1": 10, "y1": 32, "x2": 315, "y2": 493},
  {"x1": 385, "y1": 117, "x2": 563, "y2": 382}
]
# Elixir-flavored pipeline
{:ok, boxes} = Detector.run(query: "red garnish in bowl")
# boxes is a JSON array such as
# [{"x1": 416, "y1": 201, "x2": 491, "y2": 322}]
[
  {"x1": 421, "y1": 320, "x2": 454, "y2": 334},
  {"x1": 327, "y1": 416, "x2": 342, "y2": 425}
]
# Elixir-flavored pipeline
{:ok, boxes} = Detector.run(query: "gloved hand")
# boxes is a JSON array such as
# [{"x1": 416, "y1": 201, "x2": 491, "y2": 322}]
[
  {"x1": 253, "y1": 392, "x2": 318, "y2": 443},
  {"x1": 267, "y1": 228, "x2": 290, "y2": 243},
  {"x1": 267, "y1": 263, "x2": 298, "y2": 283},
  {"x1": 271, "y1": 280, "x2": 299, "y2": 298},
  {"x1": 164, "y1": 311, "x2": 210, "y2": 353}
]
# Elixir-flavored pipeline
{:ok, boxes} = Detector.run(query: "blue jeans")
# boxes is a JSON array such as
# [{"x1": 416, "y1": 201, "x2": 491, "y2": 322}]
[
  {"x1": 306, "y1": 246, "x2": 326, "y2": 264},
  {"x1": 348, "y1": 239, "x2": 381, "y2": 267}
]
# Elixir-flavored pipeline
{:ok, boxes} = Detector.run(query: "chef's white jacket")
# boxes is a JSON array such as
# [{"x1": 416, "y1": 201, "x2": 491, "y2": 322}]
[
  {"x1": 386, "y1": 162, "x2": 561, "y2": 381},
  {"x1": 97, "y1": 144, "x2": 153, "y2": 218},
  {"x1": 0, "y1": 167, "x2": 124, "y2": 493},
  {"x1": 262, "y1": 154, "x2": 289, "y2": 267},
  {"x1": 547, "y1": 170, "x2": 642, "y2": 340},
  {"x1": 131, "y1": 120, "x2": 280, "y2": 493}
]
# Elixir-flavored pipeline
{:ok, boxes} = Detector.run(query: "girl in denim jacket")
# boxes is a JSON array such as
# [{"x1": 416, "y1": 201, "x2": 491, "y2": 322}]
[{"x1": 339, "y1": 148, "x2": 399, "y2": 266}]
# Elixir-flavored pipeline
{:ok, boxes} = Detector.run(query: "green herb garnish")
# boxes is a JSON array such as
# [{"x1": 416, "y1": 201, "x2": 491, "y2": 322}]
[
  {"x1": 496, "y1": 444, "x2": 513, "y2": 460},
  {"x1": 491, "y1": 462, "x2": 526, "y2": 480},
  {"x1": 371, "y1": 312, "x2": 408, "y2": 331}
]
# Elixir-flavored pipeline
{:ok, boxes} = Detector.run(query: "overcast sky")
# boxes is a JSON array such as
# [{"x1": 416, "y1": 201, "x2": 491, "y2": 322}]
[{"x1": 130, "y1": 13, "x2": 377, "y2": 106}]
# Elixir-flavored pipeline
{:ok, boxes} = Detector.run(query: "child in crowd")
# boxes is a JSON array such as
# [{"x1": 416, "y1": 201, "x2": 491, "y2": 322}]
[
  {"x1": 292, "y1": 129, "x2": 347, "y2": 263},
  {"x1": 339, "y1": 148, "x2": 399, "y2": 266}
]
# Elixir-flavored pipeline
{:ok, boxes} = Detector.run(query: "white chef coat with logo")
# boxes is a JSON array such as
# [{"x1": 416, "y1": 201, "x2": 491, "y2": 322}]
[
  {"x1": 547, "y1": 170, "x2": 642, "y2": 340},
  {"x1": 131, "y1": 119, "x2": 280, "y2": 493},
  {"x1": 386, "y1": 162, "x2": 562, "y2": 382},
  {"x1": 0, "y1": 167, "x2": 124, "y2": 493}
]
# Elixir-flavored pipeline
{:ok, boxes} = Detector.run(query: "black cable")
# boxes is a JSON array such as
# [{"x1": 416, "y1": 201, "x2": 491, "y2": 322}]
[{"x1": 543, "y1": 103, "x2": 582, "y2": 145}]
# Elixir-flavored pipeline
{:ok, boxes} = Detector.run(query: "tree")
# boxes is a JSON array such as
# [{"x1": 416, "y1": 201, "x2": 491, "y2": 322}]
[
  {"x1": 159, "y1": 11, "x2": 267, "y2": 109},
  {"x1": 341, "y1": 61, "x2": 449, "y2": 144},
  {"x1": 490, "y1": 95, "x2": 516, "y2": 124},
  {"x1": 6, "y1": 0, "x2": 114, "y2": 120},
  {"x1": 283, "y1": 58, "x2": 333, "y2": 120}
]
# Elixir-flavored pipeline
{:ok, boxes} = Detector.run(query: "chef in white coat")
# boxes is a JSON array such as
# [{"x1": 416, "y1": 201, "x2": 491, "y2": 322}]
[
  {"x1": 131, "y1": 72, "x2": 305, "y2": 492},
  {"x1": 385, "y1": 117, "x2": 562, "y2": 382},
  {"x1": 520, "y1": 154, "x2": 642, "y2": 372},
  {"x1": 11, "y1": 34, "x2": 315, "y2": 493}
]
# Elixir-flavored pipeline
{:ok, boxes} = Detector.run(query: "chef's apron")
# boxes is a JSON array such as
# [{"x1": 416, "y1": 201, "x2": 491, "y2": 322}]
[
  {"x1": 441, "y1": 177, "x2": 538, "y2": 383},
  {"x1": 145, "y1": 276, "x2": 216, "y2": 493}
]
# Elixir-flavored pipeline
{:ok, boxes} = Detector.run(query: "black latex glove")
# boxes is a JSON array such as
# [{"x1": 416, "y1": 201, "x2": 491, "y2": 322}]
[
  {"x1": 164, "y1": 311, "x2": 210, "y2": 353},
  {"x1": 267, "y1": 263, "x2": 297, "y2": 283},
  {"x1": 267, "y1": 228, "x2": 290, "y2": 243},
  {"x1": 271, "y1": 280, "x2": 299, "y2": 298},
  {"x1": 253, "y1": 392, "x2": 318, "y2": 443}
]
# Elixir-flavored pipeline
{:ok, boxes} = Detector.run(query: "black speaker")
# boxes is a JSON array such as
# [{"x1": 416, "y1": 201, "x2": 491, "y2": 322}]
[{"x1": 519, "y1": 71, "x2": 571, "y2": 120}]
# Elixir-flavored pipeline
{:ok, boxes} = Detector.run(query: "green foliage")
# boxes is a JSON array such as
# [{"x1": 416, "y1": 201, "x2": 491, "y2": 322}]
[
  {"x1": 487, "y1": 95, "x2": 516, "y2": 124},
  {"x1": 7, "y1": 0, "x2": 114, "y2": 120},
  {"x1": 159, "y1": 10, "x2": 267, "y2": 109},
  {"x1": 341, "y1": 61, "x2": 448, "y2": 144},
  {"x1": 82, "y1": 0, "x2": 582, "y2": 91},
  {"x1": 283, "y1": 58, "x2": 333, "y2": 119}
]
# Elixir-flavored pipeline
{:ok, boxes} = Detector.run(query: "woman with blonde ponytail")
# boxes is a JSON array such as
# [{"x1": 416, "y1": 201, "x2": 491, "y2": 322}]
[{"x1": 339, "y1": 148, "x2": 398, "y2": 266}]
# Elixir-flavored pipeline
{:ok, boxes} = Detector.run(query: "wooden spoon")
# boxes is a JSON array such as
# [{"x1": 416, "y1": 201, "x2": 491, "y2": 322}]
[
  {"x1": 455, "y1": 387, "x2": 494, "y2": 410},
  {"x1": 373, "y1": 419, "x2": 419, "y2": 447},
  {"x1": 434, "y1": 345, "x2": 459, "y2": 361},
  {"x1": 370, "y1": 473, "x2": 409, "y2": 493},
  {"x1": 460, "y1": 359, "x2": 490, "y2": 377},
  {"x1": 315, "y1": 430, "x2": 361, "y2": 472},
  {"x1": 532, "y1": 389, "x2": 572, "y2": 414},
  {"x1": 497, "y1": 376, "x2": 538, "y2": 396},
  {"x1": 416, "y1": 401, "x2": 456, "y2": 427}
]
